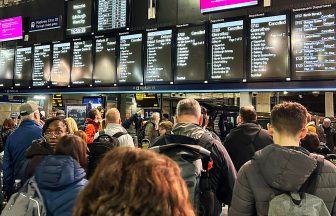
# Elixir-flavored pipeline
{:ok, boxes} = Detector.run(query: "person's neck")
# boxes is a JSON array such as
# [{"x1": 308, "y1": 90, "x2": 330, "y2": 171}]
[
  {"x1": 273, "y1": 133, "x2": 300, "y2": 147},
  {"x1": 176, "y1": 115, "x2": 199, "y2": 125}
]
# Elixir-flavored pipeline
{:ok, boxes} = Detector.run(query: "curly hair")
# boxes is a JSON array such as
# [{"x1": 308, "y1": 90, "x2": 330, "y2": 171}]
[{"x1": 73, "y1": 148, "x2": 195, "y2": 216}]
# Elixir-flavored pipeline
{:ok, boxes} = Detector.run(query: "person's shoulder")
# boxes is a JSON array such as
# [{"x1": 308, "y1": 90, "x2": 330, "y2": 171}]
[{"x1": 321, "y1": 159, "x2": 336, "y2": 173}]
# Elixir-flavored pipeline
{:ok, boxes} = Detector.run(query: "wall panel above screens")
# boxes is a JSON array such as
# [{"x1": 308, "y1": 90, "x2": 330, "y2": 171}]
[
  {"x1": 14, "y1": 47, "x2": 32, "y2": 88},
  {"x1": 97, "y1": 0, "x2": 127, "y2": 31},
  {"x1": 94, "y1": 37, "x2": 117, "y2": 85},
  {"x1": 66, "y1": 0, "x2": 92, "y2": 37},
  {"x1": 292, "y1": 6, "x2": 336, "y2": 80},
  {"x1": 33, "y1": 45, "x2": 51, "y2": 87},
  {"x1": 71, "y1": 40, "x2": 93, "y2": 86},
  {"x1": 210, "y1": 20, "x2": 244, "y2": 81},
  {"x1": 51, "y1": 42, "x2": 71, "y2": 87},
  {"x1": 0, "y1": 48, "x2": 14, "y2": 88},
  {"x1": 249, "y1": 14, "x2": 289, "y2": 81},
  {"x1": 145, "y1": 30, "x2": 173, "y2": 84},
  {"x1": 175, "y1": 25, "x2": 206, "y2": 83},
  {"x1": 118, "y1": 33, "x2": 143, "y2": 84}
]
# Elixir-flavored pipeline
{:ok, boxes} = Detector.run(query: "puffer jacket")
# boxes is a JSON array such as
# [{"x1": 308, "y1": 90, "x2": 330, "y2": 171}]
[
  {"x1": 85, "y1": 118, "x2": 100, "y2": 144},
  {"x1": 35, "y1": 155, "x2": 87, "y2": 216},
  {"x1": 94, "y1": 123, "x2": 134, "y2": 147},
  {"x1": 229, "y1": 144, "x2": 336, "y2": 216}
]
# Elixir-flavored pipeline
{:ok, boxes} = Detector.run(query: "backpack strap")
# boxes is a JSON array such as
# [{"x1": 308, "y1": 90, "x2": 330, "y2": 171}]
[
  {"x1": 112, "y1": 132, "x2": 127, "y2": 139},
  {"x1": 299, "y1": 157, "x2": 324, "y2": 194}
]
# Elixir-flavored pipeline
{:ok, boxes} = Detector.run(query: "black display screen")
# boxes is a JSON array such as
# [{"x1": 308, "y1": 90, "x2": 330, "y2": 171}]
[
  {"x1": 66, "y1": 0, "x2": 92, "y2": 36},
  {"x1": 250, "y1": 14, "x2": 289, "y2": 80},
  {"x1": 175, "y1": 25, "x2": 206, "y2": 83},
  {"x1": 146, "y1": 29, "x2": 173, "y2": 84},
  {"x1": 97, "y1": 0, "x2": 127, "y2": 31},
  {"x1": 51, "y1": 42, "x2": 71, "y2": 87},
  {"x1": 94, "y1": 37, "x2": 117, "y2": 85},
  {"x1": 292, "y1": 7, "x2": 336, "y2": 79},
  {"x1": 118, "y1": 33, "x2": 143, "y2": 84},
  {"x1": 0, "y1": 48, "x2": 14, "y2": 88},
  {"x1": 211, "y1": 20, "x2": 244, "y2": 81},
  {"x1": 33, "y1": 45, "x2": 51, "y2": 87},
  {"x1": 71, "y1": 40, "x2": 93, "y2": 86},
  {"x1": 14, "y1": 47, "x2": 32, "y2": 87}
]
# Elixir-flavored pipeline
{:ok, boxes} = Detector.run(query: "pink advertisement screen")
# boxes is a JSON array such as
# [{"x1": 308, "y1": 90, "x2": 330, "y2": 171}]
[
  {"x1": 0, "y1": 16, "x2": 23, "y2": 42},
  {"x1": 201, "y1": 0, "x2": 257, "y2": 12}
]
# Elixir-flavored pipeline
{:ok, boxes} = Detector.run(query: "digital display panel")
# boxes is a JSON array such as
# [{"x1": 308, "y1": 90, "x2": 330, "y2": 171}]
[
  {"x1": 146, "y1": 29, "x2": 173, "y2": 84},
  {"x1": 0, "y1": 16, "x2": 23, "y2": 42},
  {"x1": 14, "y1": 47, "x2": 32, "y2": 87},
  {"x1": 97, "y1": 0, "x2": 127, "y2": 31},
  {"x1": 71, "y1": 40, "x2": 93, "y2": 86},
  {"x1": 33, "y1": 45, "x2": 51, "y2": 87},
  {"x1": 51, "y1": 42, "x2": 71, "y2": 86},
  {"x1": 292, "y1": 7, "x2": 336, "y2": 79},
  {"x1": 66, "y1": 0, "x2": 92, "y2": 36},
  {"x1": 118, "y1": 33, "x2": 143, "y2": 84},
  {"x1": 211, "y1": 20, "x2": 244, "y2": 81},
  {"x1": 135, "y1": 93, "x2": 159, "y2": 108},
  {"x1": 250, "y1": 14, "x2": 289, "y2": 80},
  {"x1": 0, "y1": 48, "x2": 14, "y2": 88},
  {"x1": 94, "y1": 37, "x2": 117, "y2": 85},
  {"x1": 201, "y1": 0, "x2": 258, "y2": 13},
  {"x1": 175, "y1": 25, "x2": 206, "y2": 83}
]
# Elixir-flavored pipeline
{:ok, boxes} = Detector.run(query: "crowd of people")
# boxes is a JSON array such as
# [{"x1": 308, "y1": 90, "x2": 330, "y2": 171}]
[{"x1": 0, "y1": 98, "x2": 335, "y2": 216}]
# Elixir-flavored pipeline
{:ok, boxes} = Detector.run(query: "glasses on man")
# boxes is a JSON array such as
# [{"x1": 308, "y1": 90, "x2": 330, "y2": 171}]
[{"x1": 44, "y1": 130, "x2": 65, "y2": 138}]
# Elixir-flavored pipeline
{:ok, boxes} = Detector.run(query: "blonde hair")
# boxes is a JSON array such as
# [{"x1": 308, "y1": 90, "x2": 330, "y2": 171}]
[{"x1": 65, "y1": 117, "x2": 78, "y2": 134}]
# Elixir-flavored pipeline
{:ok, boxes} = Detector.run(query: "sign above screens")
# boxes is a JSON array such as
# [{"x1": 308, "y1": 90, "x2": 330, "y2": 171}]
[
  {"x1": 0, "y1": 48, "x2": 14, "y2": 88},
  {"x1": 0, "y1": 16, "x2": 23, "y2": 42},
  {"x1": 249, "y1": 14, "x2": 289, "y2": 80},
  {"x1": 30, "y1": 16, "x2": 61, "y2": 32},
  {"x1": 201, "y1": 0, "x2": 258, "y2": 13},
  {"x1": 66, "y1": 0, "x2": 92, "y2": 36},
  {"x1": 97, "y1": 0, "x2": 128, "y2": 31}
]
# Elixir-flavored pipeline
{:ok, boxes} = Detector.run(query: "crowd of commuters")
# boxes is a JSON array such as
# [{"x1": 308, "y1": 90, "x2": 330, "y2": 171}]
[{"x1": 0, "y1": 98, "x2": 335, "y2": 216}]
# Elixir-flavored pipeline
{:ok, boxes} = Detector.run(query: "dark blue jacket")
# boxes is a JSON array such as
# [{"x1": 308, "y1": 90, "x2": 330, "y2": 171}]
[
  {"x1": 3, "y1": 120, "x2": 42, "y2": 194},
  {"x1": 35, "y1": 155, "x2": 87, "y2": 216}
]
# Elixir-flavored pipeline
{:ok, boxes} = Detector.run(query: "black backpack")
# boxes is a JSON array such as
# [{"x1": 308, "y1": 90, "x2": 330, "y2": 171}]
[
  {"x1": 136, "y1": 122, "x2": 154, "y2": 143},
  {"x1": 150, "y1": 134, "x2": 217, "y2": 216},
  {"x1": 87, "y1": 131, "x2": 126, "y2": 178}
]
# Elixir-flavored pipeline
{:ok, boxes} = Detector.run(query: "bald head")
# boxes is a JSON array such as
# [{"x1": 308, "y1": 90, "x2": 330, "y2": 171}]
[
  {"x1": 239, "y1": 105, "x2": 257, "y2": 123},
  {"x1": 106, "y1": 108, "x2": 121, "y2": 124}
]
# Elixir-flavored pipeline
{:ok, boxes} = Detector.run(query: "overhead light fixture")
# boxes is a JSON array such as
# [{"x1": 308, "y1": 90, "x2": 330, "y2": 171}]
[
  {"x1": 283, "y1": 91, "x2": 288, "y2": 95},
  {"x1": 33, "y1": 95, "x2": 46, "y2": 100}
]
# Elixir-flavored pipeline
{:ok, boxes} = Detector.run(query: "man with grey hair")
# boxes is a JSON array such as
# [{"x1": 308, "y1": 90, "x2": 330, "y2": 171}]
[
  {"x1": 142, "y1": 112, "x2": 160, "y2": 144},
  {"x1": 152, "y1": 98, "x2": 237, "y2": 215},
  {"x1": 317, "y1": 117, "x2": 336, "y2": 153},
  {"x1": 3, "y1": 101, "x2": 43, "y2": 195},
  {"x1": 94, "y1": 108, "x2": 134, "y2": 147}
]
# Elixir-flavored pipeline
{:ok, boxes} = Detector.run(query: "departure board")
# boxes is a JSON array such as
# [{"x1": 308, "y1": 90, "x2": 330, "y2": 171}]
[
  {"x1": 66, "y1": 0, "x2": 92, "y2": 36},
  {"x1": 175, "y1": 26, "x2": 206, "y2": 83},
  {"x1": 97, "y1": 0, "x2": 127, "y2": 31},
  {"x1": 292, "y1": 7, "x2": 336, "y2": 79},
  {"x1": 51, "y1": 42, "x2": 71, "y2": 86},
  {"x1": 118, "y1": 33, "x2": 143, "y2": 84},
  {"x1": 146, "y1": 30, "x2": 173, "y2": 84},
  {"x1": 14, "y1": 47, "x2": 32, "y2": 87},
  {"x1": 211, "y1": 20, "x2": 244, "y2": 81},
  {"x1": 0, "y1": 48, "x2": 14, "y2": 88},
  {"x1": 94, "y1": 37, "x2": 117, "y2": 85},
  {"x1": 71, "y1": 40, "x2": 93, "y2": 86},
  {"x1": 250, "y1": 15, "x2": 289, "y2": 80},
  {"x1": 33, "y1": 45, "x2": 50, "y2": 87}
]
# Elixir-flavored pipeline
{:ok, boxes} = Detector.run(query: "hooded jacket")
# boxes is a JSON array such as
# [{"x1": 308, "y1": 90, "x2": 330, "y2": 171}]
[
  {"x1": 35, "y1": 155, "x2": 87, "y2": 216},
  {"x1": 229, "y1": 144, "x2": 336, "y2": 216},
  {"x1": 85, "y1": 118, "x2": 100, "y2": 144},
  {"x1": 224, "y1": 123, "x2": 273, "y2": 171},
  {"x1": 94, "y1": 123, "x2": 134, "y2": 147}
]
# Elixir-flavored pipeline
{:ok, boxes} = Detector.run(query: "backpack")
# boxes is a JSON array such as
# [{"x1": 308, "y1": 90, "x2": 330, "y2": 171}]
[
  {"x1": 87, "y1": 131, "x2": 126, "y2": 178},
  {"x1": 1, "y1": 177, "x2": 46, "y2": 216},
  {"x1": 136, "y1": 122, "x2": 154, "y2": 143},
  {"x1": 268, "y1": 157, "x2": 331, "y2": 216},
  {"x1": 150, "y1": 134, "x2": 217, "y2": 216}
]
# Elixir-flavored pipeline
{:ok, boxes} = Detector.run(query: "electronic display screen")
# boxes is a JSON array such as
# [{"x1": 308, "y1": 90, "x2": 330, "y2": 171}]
[
  {"x1": 201, "y1": 0, "x2": 258, "y2": 13},
  {"x1": 175, "y1": 25, "x2": 206, "y2": 83},
  {"x1": 14, "y1": 47, "x2": 32, "y2": 87},
  {"x1": 0, "y1": 48, "x2": 14, "y2": 88},
  {"x1": 33, "y1": 45, "x2": 51, "y2": 87},
  {"x1": 66, "y1": 0, "x2": 92, "y2": 36},
  {"x1": 135, "y1": 93, "x2": 159, "y2": 108},
  {"x1": 51, "y1": 42, "x2": 71, "y2": 86},
  {"x1": 94, "y1": 37, "x2": 117, "y2": 85},
  {"x1": 292, "y1": 7, "x2": 336, "y2": 79},
  {"x1": 0, "y1": 16, "x2": 23, "y2": 42},
  {"x1": 118, "y1": 33, "x2": 143, "y2": 84},
  {"x1": 97, "y1": 0, "x2": 127, "y2": 31},
  {"x1": 83, "y1": 96, "x2": 105, "y2": 109},
  {"x1": 71, "y1": 40, "x2": 93, "y2": 86},
  {"x1": 146, "y1": 29, "x2": 173, "y2": 84},
  {"x1": 211, "y1": 20, "x2": 244, "y2": 81},
  {"x1": 250, "y1": 14, "x2": 289, "y2": 80}
]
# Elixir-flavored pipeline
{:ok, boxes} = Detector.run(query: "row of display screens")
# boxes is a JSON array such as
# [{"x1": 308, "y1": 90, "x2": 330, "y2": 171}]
[{"x1": 1, "y1": 5, "x2": 336, "y2": 89}]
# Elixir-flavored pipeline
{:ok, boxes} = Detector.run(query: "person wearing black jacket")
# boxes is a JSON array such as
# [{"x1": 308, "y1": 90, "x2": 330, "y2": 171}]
[{"x1": 224, "y1": 105, "x2": 273, "y2": 171}]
